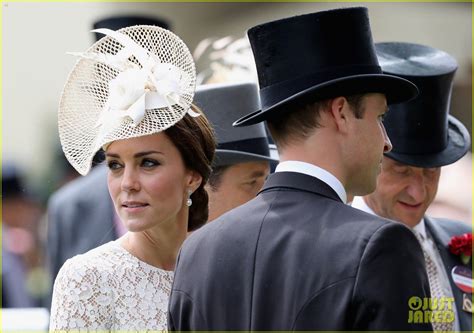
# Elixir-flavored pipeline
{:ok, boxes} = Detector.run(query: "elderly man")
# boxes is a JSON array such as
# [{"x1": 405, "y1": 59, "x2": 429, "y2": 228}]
[
  {"x1": 194, "y1": 82, "x2": 277, "y2": 222},
  {"x1": 352, "y1": 42, "x2": 472, "y2": 332},
  {"x1": 169, "y1": 7, "x2": 432, "y2": 331}
]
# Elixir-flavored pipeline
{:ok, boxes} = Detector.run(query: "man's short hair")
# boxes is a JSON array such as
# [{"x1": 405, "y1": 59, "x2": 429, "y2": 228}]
[
  {"x1": 208, "y1": 165, "x2": 231, "y2": 191},
  {"x1": 267, "y1": 94, "x2": 366, "y2": 148}
]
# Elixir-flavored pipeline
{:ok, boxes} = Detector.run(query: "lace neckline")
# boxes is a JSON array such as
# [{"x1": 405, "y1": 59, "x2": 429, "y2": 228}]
[{"x1": 110, "y1": 240, "x2": 174, "y2": 274}]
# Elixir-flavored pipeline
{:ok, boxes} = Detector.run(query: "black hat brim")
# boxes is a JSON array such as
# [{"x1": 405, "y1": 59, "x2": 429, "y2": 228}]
[
  {"x1": 234, "y1": 74, "x2": 418, "y2": 127},
  {"x1": 214, "y1": 149, "x2": 278, "y2": 168},
  {"x1": 385, "y1": 116, "x2": 471, "y2": 168}
]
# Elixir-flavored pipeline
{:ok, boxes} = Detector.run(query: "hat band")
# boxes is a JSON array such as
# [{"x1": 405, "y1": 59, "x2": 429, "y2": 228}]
[
  {"x1": 259, "y1": 64, "x2": 382, "y2": 110},
  {"x1": 218, "y1": 137, "x2": 270, "y2": 157}
]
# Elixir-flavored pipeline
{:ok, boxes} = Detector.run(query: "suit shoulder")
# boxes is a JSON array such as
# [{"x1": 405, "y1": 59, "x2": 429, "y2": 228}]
[
  {"x1": 180, "y1": 194, "x2": 275, "y2": 265},
  {"x1": 339, "y1": 203, "x2": 399, "y2": 233},
  {"x1": 345, "y1": 212, "x2": 421, "y2": 271},
  {"x1": 188, "y1": 193, "x2": 273, "y2": 239},
  {"x1": 429, "y1": 216, "x2": 472, "y2": 235},
  {"x1": 365, "y1": 220, "x2": 419, "y2": 250}
]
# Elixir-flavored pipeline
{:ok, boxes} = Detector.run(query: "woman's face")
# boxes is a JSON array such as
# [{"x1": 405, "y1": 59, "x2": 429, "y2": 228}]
[{"x1": 105, "y1": 132, "x2": 201, "y2": 232}]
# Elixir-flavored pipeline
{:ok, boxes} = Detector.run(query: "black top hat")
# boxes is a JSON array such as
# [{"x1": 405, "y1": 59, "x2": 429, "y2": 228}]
[
  {"x1": 92, "y1": 15, "x2": 171, "y2": 41},
  {"x1": 233, "y1": 7, "x2": 418, "y2": 127},
  {"x1": 194, "y1": 82, "x2": 278, "y2": 167},
  {"x1": 376, "y1": 42, "x2": 470, "y2": 168}
]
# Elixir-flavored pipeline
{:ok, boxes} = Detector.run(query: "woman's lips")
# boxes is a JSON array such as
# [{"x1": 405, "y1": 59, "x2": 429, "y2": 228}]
[{"x1": 122, "y1": 201, "x2": 149, "y2": 213}]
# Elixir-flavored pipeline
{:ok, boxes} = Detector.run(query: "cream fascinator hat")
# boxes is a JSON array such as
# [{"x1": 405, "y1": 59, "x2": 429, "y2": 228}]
[{"x1": 59, "y1": 25, "x2": 197, "y2": 175}]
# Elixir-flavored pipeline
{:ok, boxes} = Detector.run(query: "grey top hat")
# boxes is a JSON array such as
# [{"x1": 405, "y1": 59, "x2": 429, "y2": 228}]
[{"x1": 194, "y1": 82, "x2": 278, "y2": 167}]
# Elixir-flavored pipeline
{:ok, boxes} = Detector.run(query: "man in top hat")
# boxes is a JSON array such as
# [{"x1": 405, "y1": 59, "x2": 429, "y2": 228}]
[
  {"x1": 352, "y1": 42, "x2": 472, "y2": 332},
  {"x1": 169, "y1": 7, "x2": 432, "y2": 331},
  {"x1": 194, "y1": 82, "x2": 277, "y2": 222}
]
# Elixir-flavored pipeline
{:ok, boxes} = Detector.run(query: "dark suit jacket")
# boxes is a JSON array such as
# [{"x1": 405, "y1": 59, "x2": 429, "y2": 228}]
[
  {"x1": 425, "y1": 216, "x2": 472, "y2": 332},
  {"x1": 169, "y1": 172, "x2": 432, "y2": 330},
  {"x1": 46, "y1": 165, "x2": 116, "y2": 289}
]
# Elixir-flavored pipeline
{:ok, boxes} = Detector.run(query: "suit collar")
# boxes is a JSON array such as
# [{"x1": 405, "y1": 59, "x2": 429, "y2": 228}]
[
  {"x1": 424, "y1": 216, "x2": 457, "y2": 274},
  {"x1": 261, "y1": 171, "x2": 343, "y2": 203},
  {"x1": 424, "y1": 216, "x2": 452, "y2": 246},
  {"x1": 275, "y1": 161, "x2": 347, "y2": 203}
]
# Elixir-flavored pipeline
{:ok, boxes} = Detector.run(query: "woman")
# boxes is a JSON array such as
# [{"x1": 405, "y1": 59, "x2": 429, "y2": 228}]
[{"x1": 49, "y1": 25, "x2": 215, "y2": 331}]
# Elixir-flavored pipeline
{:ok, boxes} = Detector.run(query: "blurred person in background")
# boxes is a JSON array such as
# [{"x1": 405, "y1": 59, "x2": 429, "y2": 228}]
[
  {"x1": 193, "y1": 82, "x2": 277, "y2": 222},
  {"x1": 352, "y1": 42, "x2": 472, "y2": 332},
  {"x1": 2, "y1": 163, "x2": 49, "y2": 308},
  {"x1": 46, "y1": 14, "x2": 171, "y2": 292}
]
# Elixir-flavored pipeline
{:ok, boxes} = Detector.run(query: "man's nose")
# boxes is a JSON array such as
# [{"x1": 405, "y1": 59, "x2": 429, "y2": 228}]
[{"x1": 381, "y1": 123, "x2": 392, "y2": 153}]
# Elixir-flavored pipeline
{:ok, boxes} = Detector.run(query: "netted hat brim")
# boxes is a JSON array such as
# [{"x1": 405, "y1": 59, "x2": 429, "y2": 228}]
[{"x1": 59, "y1": 25, "x2": 196, "y2": 175}]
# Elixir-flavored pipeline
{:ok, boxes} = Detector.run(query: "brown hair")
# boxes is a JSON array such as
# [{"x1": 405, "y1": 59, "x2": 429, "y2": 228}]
[
  {"x1": 267, "y1": 94, "x2": 366, "y2": 149},
  {"x1": 165, "y1": 104, "x2": 216, "y2": 231}
]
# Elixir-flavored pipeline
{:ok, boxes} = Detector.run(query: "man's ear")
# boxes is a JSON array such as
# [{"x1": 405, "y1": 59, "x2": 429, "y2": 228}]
[{"x1": 328, "y1": 96, "x2": 351, "y2": 133}]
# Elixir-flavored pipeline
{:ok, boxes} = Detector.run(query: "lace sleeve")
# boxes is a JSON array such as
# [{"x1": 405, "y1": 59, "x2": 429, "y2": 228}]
[{"x1": 49, "y1": 257, "x2": 114, "y2": 331}]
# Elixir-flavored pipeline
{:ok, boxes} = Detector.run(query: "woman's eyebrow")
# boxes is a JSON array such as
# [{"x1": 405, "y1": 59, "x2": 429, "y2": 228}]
[{"x1": 105, "y1": 150, "x2": 164, "y2": 158}]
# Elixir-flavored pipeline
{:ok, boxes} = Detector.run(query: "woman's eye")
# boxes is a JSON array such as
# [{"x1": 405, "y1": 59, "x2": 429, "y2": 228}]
[
  {"x1": 142, "y1": 159, "x2": 159, "y2": 168},
  {"x1": 107, "y1": 161, "x2": 122, "y2": 171}
]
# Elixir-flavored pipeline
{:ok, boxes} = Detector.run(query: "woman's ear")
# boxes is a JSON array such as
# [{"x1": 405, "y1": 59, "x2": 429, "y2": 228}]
[{"x1": 186, "y1": 170, "x2": 203, "y2": 193}]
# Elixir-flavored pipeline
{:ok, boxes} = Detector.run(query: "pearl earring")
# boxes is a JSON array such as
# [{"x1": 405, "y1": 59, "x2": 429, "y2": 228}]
[{"x1": 186, "y1": 190, "x2": 192, "y2": 207}]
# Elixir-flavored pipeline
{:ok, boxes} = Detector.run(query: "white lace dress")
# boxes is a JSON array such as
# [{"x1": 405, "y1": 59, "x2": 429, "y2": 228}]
[{"x1": 49, "y1": 240, "x2": 174, "y2": 331}]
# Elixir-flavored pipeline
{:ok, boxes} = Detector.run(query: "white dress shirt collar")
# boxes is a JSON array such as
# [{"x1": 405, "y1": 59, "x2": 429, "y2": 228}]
[
  {"x1": 351, "y1": 196, "x2": 375, "y2": 214},
  {"x1": 412, "y1": 218, "x2": 427, "y2": 240},
  {"x1": 275, "y1": 161, "x2": 347, "y2": 203}
]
